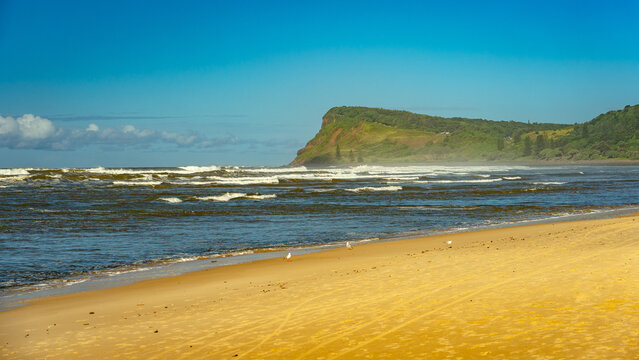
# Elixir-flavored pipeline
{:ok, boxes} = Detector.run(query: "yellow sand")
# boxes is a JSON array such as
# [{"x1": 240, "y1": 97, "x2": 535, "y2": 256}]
[{"x1": 1, "y1": 214, "x2": 638, "y2": 359}]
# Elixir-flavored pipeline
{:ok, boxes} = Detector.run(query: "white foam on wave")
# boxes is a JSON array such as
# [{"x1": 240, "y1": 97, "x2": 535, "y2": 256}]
[
  {"x1": 277, "y1": 172, "x2": 367, "y2": 181},
  {"x1": 86, "y1": 165, "x2": 220, "y2": 176},
  {"x1": 0, "y1": 168, "x2": 31, "y2": 176},
  {"x1": 205, "y1": 176, "x2": 279, "y2": 185},
  {"x1": 106, "y1": 267, "x2": 151, "y2": 277},
  {"x1": 274, "y1": 164, "x2": 534, "y2": 182},
  {"x1": 63, "y1": 278, "x2": 89, "y2": 286},
  {"x1": 164, "y1": 176, "x2": 279, "y2": 185},
  {"x1": 46, "y1": 174, "x2": 63, "y2": 179},
  {"x1": 194, "y1": 192, "x2": 276, "y2": 201},
  {"x1": 415, "y1": 178, "x2": 503, "y2": 184},
  {"x1": 346, "y1": 185, "x2": 403, "y2": 193},
  {"x1": 228, "y1": 250, "x2": 255, "y2": 256},
  {"x1": 245, "y1": 194, "x2": 277, "y2": 200},
  {"x1": 356, "y1": 237, "x2": 379, "y2": 243},
  {"x1": 178, "y1": 165, "x2": 221, "y2": 173},
  {"x1": 347, "y1": 164, "x2": 531, "y2": 175},
  {"x1": 159, "y1": 197, "x2": 183, "y2": 203},
  {"x1": 382, "y1": 176, "x2": 420, "y2": 181},
  {"x1": 87, "y1": 166, "x2": 153, "y2": 175},
  {"x1": 247, "y1": 166, "x2": 308, "y2": 173},
  {"x1": 112, "y1": 180, "x2": 163, "y2": 186},
  {"x1": 195, "y1": 192, "x2": 247, "y2": 202},
  {"x1": 503, "y1": 176, "x2": 522, "y2": 180},
  {"x1": 0, "y1": 175, "x2": 29, "y2": 182},
  {"x1": 531, "y1": 181, "x2": 566, "y2": 185}
]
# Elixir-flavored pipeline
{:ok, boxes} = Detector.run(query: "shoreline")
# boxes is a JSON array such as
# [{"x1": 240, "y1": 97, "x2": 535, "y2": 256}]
[
  {"x1": 2, "y1": 204, "x2": 637, "y2": 311},
  {"x1": 4, "y1": 159, "x2": 639, "y2": 171},
  {"x1": 2, "y1": 211, "x2": 638, "y2": 358},
  {"x1": 298, "y1": 159, "x2": 639, "y2": 168}
]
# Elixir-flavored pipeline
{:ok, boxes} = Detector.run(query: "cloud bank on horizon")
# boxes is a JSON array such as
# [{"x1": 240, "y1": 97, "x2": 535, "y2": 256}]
[{"x1": 0, "y1": 114, "x2": 239, "y2": 150}]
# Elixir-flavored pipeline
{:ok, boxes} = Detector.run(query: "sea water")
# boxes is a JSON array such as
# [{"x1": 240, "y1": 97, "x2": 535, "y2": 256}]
[{"x1": 1, "y1": 164, "x2": 638, "y2": 302}]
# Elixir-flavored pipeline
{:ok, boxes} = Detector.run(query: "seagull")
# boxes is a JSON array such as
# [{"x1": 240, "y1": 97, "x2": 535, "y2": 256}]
[
  {"x1": 446, "y1": 240, "x2": 453, "y2": 248},
  {"x1": 285, "y1": 252, "x2": 292, "y2": 262},
  {"x1": 346, "y1": 241, "x2": 353, "y2": 250}
]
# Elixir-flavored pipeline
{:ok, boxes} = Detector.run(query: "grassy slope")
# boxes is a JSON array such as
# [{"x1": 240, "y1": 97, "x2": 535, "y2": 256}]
[{"x1": 291, "y1": 105, "x2": 639, "y2": 165}]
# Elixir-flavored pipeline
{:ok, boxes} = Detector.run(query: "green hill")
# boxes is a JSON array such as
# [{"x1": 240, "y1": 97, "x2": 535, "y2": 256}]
[{"x1": 291, "y1": 104, "x2": 639, "y2": 165}]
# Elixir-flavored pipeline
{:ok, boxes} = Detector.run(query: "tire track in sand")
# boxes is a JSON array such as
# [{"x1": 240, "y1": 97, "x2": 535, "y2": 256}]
[{"x1": 323, "y1": 224, "x2": 635, "y2": 360}]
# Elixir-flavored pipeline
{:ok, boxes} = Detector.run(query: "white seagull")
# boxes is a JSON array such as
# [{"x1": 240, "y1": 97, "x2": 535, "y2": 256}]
[
  {"x1": 446, "y1": 240, "x2": 453, "y2": 247},
  {"x1": 285, "y1": 252, "x2": 292, "y2": 262},
  {"x1": 346, "y1": 241, "x2": 353, "y2": 250}
]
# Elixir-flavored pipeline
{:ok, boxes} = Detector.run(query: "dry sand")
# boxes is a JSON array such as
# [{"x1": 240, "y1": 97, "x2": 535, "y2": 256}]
[{"x1": 1, "y1": 214, "x2": 638, "y2": 359}]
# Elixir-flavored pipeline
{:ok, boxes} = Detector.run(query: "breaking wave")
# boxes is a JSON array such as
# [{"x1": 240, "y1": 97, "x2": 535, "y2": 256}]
[
  {"x1": 245, "y1": 194, "x2": 277, "y2": 200},
  {"x1": 159, "y1": 197, "x2": 183, "y2": 203},
  {"x1": 204, "y1": 176, "x2": 279, "y2": 185},
  {"x1": 193, "y1": 193, "x2": 276, "y2": 202},
  {"x1": 177, "y1": 165, "x2": 221, "y2": 173},
  {"x1": 414, "y1": 178, "x2": 503, "y2": 184},
  {"x1": 0, "y1": 168, "x2": 31, "y2": 176}
]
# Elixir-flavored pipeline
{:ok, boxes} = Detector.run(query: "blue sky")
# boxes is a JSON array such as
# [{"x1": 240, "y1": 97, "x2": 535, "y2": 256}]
[{"x1": 1, "y1": 0, "x2": 638, "y2": 167}]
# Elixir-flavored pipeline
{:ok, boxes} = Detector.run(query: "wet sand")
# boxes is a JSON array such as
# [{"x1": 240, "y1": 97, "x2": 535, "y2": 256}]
[{"x1": 1, "y1": 214, "x2": 638, "y2": 359}]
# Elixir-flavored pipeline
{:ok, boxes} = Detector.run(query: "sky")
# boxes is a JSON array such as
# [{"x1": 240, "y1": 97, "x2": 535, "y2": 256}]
[{"x1": 1, "y1": 0, "x2": 638, "y2": 167}]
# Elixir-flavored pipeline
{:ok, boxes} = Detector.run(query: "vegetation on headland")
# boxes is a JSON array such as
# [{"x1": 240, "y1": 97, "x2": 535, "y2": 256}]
[{"x1": 291, "y1": 104, "x2": 639, "y2": 165}]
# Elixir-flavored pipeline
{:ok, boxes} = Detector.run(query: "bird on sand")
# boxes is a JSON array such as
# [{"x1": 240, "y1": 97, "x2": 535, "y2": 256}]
[
  {"x1": 285, "y1": 252, "x2": 292, "y2": 262},
  {"x1": 346, "y1": 241, "x2": 353, "y2": 250},
  {"x1": 446, "y1": 240, "x2": 453, "y2": 248}
]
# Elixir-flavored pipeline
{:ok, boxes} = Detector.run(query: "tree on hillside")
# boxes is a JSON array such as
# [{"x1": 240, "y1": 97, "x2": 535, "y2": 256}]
[
  {"x1": 535, "y1": 134, "x2": 546, "y2": 154},
  {"x1": 336, "y1": 144, "x2": 342, "y2": 160},
  {"x1": 513, "y1": 131, "x2": 522, "y2": 144},
  {"x1": 523, "y1": 137, "x2": 532, "y2": 156}
]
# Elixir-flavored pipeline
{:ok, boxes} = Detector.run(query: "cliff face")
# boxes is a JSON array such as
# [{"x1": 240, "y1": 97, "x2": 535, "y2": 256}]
[{"x1": 291, "y1": 105, "x2": 639, "y2": 165}]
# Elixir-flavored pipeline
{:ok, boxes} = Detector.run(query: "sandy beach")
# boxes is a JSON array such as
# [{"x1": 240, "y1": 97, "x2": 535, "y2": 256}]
[{"x1": 1, "y1": 214, "x2": 638, "y2": 359}]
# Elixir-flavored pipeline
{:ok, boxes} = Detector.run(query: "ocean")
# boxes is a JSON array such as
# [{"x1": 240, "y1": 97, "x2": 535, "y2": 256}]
[{"x1": 1, "y1": 164, "x2": 638, "y2": 303}]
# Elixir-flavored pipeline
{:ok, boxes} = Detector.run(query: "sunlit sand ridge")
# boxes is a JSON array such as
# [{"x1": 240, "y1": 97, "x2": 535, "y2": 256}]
[{"x1": 1, "y1": 214, "x2": 638, "y2": 359}]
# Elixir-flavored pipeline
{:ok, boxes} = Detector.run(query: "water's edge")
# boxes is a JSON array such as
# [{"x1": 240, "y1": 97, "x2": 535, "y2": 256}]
[{"x1": 2, "y1": 205, "x2": 637, "y2": 311}]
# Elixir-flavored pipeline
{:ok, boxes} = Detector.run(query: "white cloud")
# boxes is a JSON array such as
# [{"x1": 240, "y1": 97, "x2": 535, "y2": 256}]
[
  {"x1": 0, "y1": 113, "x2": 269, "y2": 151},
  {"x1": 0, "y1": 114, "x2": 60, "y2": 148},
  {"x1": 122, "y1": 124, "x2": 136, "y2": 133},
  {"x1": 161, "y1": 131, "x2": 197, "y2": 146},
  {"x1": 16, "y1": 114, "x2": 57, "y2": 139},
  {"x1": 0, "y1": 115, "x2": 19, "y2": 136},
  {"x1": 0, "y1": 114, "x2": 56, "y2": 139}
]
